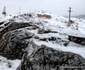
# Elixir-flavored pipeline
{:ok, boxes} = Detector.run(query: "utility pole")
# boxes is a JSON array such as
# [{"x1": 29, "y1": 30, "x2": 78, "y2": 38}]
[
  {"x1": 2, "y1": 6, "x2": 6, "y2": 17},
  {"x1": 68, "y1": 7, "x2": 72, "y2": 26}
]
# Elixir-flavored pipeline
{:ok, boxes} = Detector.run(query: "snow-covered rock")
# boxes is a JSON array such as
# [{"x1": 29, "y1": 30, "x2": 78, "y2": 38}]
[
  {"x1": 17, "y1": 40, "x2": 85, "y2": 70},
  {"x1": 0, "y1": 28, "x2": 34, "y2": 59},
  {"x1": 0, "y1": 11, "x2": 85, "y2": 70}
]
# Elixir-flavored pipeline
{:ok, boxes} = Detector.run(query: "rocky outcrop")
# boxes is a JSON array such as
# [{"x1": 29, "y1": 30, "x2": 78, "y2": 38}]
[
  {"x1": 17, "y1": 41, "x2": 85, "y2": 70},
  {"x1": 0, "y1": 13, "x2": 85, "y2": 70},
  {"x1": 69, "y1": 36, "x2": 85, "y2": 46},
  {"x1": 0, "y1": 22, "x2": 35, "y2": 39},
  {"x1": 0, "y1": 29, "x2": 34, "y2": 59},
  {"x1": 38, "y1": 28, "x2": 58, "y2": 34},
  {"x1": 0, "y1": 20, "x2": 41, "y2": 59}
]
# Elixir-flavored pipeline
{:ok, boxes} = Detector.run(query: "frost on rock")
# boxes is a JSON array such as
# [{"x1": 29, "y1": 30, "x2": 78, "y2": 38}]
[
  {"x1": 0, "y1": 12, "x2": 85, "y2": 70},
  {"x1": 0, "y1": 29, "x2": 34, "y2": 59},
  {"x1": 17, "y1": 41, "x2": 85, "y2": 70}
]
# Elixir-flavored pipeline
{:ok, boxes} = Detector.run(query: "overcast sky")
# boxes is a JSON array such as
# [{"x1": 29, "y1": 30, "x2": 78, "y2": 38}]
[{"x1": 0, "y1": 0, "x2": 85, "y2": 16}]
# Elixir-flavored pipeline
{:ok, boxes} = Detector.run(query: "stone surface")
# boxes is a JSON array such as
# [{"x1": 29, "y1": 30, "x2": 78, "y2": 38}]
[
  {"x1": 0, "y1": 29, "x2": 34, "y2": 59},
  {"x1": 69, "y1": 36, "x2": 85, "y2": 46},
  {"x1": 0, "y1": 22, "x2": 34, "y2": 39},
  {"x1": 17, "y1": 41, "x2": 85, "y2": 70}
]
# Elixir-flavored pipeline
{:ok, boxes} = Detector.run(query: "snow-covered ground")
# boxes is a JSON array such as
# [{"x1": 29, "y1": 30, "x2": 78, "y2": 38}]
[
  {"x1": 0, "y1": 11, "x2": 85, "y2": 38},
  {"x1": 33, "y1": 39, "x2": 85, "y2": 58},
  {"x1": 0, "y1": 56, "x2": 21, "y2": 70},
  {"x1": 0, "y1": 11, "x2": 85, "y2": 70}
]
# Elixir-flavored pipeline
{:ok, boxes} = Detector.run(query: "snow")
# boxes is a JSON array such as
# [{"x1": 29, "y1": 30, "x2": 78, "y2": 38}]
[
  {"x1": 0, "y1": 56, "x2": 21, "y2": 70},
  {"x1": 1, "y1": 11, "x2": 85, "y2": 38},
  {"x1": 0, "y1": 11, "x2": 85, "y2": 70},
  {"x1": 36, "y1": 33, "x2": 68, "y2": 40},
  {"x1": 33, "y1": 39, "x2": 85, "y2": 58}
]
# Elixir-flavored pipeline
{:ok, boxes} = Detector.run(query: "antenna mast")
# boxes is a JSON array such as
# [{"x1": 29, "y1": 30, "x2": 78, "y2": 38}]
[
  {"x1": 68, "y1": 7, "x2": 72, "y2": 26},
  {"x1": 2, "y1": 6, "x2": 6, "y2": 17}
]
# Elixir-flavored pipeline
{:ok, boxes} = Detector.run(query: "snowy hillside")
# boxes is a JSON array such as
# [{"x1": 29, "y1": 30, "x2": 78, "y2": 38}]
[
  {"x1": 0, "y1": 11, "x2": 85, "y2": 70},
  {"x1": 0, "y1": 12, "x2": 85, "y2": 37}
]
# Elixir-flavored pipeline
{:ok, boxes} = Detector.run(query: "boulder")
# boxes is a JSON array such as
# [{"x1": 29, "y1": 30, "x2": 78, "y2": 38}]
[
  {"x1": 0, "y1": 29, "x2": 34, "y2": 59},
  {"x1": 38, "y1": 28, "x2": 57, "y2": 34},
  {"x1": 69, "y1": 36, "x2": 85, "y2": 46},
  {"x1": 17, "y1": 41, "x2": 85, "y2": 70},
  {"x1": 0, "y1": 22, "x2": 34, "y2": 39}
]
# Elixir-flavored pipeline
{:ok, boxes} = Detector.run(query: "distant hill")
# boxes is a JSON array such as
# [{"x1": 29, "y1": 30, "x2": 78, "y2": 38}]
[
  {"x1": 64, "y1": 15, "x2": 85, "y2": 19},
  {"x1": 72, "y1": 15, "x2": 85, "y2": 19}
]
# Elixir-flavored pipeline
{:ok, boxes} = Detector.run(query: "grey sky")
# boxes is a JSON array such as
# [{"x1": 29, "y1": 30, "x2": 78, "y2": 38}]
[{"x1": 0, "y1": 0, "x2": 85, "y2": 16}]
